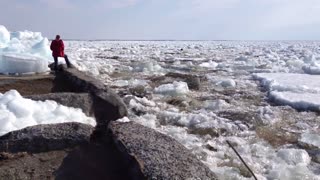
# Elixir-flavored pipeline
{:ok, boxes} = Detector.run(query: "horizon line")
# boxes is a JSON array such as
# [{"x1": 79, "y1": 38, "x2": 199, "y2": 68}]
[{"x1": 57, "y1": 39, "x2": 320, "y2": 42}]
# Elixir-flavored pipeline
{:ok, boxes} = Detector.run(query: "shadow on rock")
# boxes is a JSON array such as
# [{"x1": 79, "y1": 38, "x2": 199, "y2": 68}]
[{"x1": 54, "y1": 129, "x2": 145, "y2": 180}]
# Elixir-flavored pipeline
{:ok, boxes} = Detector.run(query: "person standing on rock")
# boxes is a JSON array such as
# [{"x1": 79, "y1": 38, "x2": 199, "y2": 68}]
[{"x1": 50, "y1": 35, "x2": 71, "y2": 72}]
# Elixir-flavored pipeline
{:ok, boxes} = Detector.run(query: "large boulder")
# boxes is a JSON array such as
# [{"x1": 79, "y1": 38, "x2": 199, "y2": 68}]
[
  {"x1": 110, "y1": 121, "x2": 217, "y2": 180},
  {"x1": 52, "y1": 65, "x2": 128, "y2": 123},
  {"x1": 0, "y1": 123, "x2": 94, "y2": 153},
  {"x1": 90, "y1": 90, "x2": 128, "y2": 125},
  {"x1": 27, "y1": 93, "x2": 93, "y2": 116}
]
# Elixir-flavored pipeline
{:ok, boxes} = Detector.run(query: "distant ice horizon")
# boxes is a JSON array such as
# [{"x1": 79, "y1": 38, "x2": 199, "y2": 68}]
[{"x1": 60, "y1": 39, "x2": 320, "y2": 42}]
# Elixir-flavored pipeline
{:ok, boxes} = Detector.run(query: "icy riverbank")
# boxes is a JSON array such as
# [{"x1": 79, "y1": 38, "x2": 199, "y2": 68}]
[{"x1": 67, "y1": 40, "x2": 320, "y2": 179}]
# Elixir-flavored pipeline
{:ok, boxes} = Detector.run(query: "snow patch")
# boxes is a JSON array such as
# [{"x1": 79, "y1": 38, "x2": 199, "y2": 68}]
[{"x1": 0, "y1": 90, "x2": 96, "y2": 136}]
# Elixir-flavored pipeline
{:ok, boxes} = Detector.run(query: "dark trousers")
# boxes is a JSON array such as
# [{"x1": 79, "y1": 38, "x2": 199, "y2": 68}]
[{"x1": 53, "y1": 55, "x2": 71, "y2": 71}]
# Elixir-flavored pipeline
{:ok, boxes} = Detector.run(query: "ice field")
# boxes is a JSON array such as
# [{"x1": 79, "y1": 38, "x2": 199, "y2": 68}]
[
  {"x1": 65, "y1": 40, "x2": 320, "y2": 179},
  {"x1": 1, "y1": 25, "x2": 320, "y2": 179}
]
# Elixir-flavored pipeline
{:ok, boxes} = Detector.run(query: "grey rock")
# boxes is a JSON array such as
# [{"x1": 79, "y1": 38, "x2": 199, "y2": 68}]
[
  {"x1": 52, "y1": 65, "x2": 128, "y2": 123},
  {"x1": 129, "y1": 85, "x2": 147, "y2": 98},
  {"x1": 0, "y1": 123, "x2": 94, "y2": 153},
  {"x1": 55, "y1": 127, "x2": 145, "y2": 180},
  {"x1": 187, "y1": 76, "x2": 201, "y2": 90},
  {"x1": 110, "y1": 121, "x2": 217, "y2": 180},
  {"x1": 91, "y1": 90, "x2": 128, "y2": 125},
  {"x1": 26, "y1": 93, "x2": 93, "y2": 116},
  {"x1": 52, "y1": 65, "x2": 104, "y2": 93}
]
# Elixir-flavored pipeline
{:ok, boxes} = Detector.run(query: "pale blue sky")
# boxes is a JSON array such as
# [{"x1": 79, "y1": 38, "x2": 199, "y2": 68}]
[{"x1": 1, "y1": 0, "x2": 320, "y2": 40}]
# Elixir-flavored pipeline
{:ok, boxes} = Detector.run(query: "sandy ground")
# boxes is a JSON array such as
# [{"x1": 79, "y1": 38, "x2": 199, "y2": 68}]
[{"x1": 0, "y1": 74, "x2": 54, "y2": 95}]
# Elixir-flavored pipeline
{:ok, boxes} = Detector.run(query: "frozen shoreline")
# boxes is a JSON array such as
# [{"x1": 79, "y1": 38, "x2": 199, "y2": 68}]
[
  {"x1": 1, "y1": 23, "x2": 320, "y2": 178},
  {"x1": 66, "y1": 40, "x2": 320, "y2": 179}
]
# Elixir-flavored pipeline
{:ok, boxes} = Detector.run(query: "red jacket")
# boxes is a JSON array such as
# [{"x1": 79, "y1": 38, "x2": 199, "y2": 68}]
[{"x1": 50, "y1": 39, "x2": 65, "y2": 57}]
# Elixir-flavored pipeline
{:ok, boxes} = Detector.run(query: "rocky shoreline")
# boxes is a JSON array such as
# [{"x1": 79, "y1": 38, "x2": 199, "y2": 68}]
[{"x1": 0, "y1": 65, "x2": 217, "y2": 180}]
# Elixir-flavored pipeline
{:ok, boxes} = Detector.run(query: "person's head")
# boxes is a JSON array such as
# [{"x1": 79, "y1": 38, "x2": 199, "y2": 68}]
[{"x1": 55, "y1": 35, "x2": 60, "y2": 40}]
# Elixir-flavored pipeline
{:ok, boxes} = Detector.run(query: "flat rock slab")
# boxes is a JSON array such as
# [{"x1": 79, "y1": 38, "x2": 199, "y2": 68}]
[
  {"x1": 0, "y1": 76, "x2": 54, "y2": 96},
  {"x1": 0, "y1": 123, "x2": 94, "y2": 153},
  {"x1": 27, "y1": 93, "x2": 93, "y2": 116},
  {"x1": 110, "y1": 121, "x2": 217, "y2": 180}
]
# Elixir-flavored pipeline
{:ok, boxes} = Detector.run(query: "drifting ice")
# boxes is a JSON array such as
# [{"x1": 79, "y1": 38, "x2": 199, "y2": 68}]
[{"x1": 254, "y1": 73, "x2": 320, "y2": 111}]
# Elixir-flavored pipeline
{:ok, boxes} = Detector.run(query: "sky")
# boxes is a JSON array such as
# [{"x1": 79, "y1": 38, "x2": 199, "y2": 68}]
[{"x1": 0, "y1": 0, "x2": 320, "y2": 40}]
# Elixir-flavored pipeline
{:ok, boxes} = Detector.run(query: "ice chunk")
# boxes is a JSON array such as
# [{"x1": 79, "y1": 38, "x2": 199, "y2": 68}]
[
  {"x1": 254, "y1": 73, "x2": 320, "y2": 93},
  {"x1": 267, "y1": 165, "x2": 319, "y2": 180},
  {"x1": 277, "y1": 149, "x2": 311, "y2": 166},
  {"x1": 154, "y1": 81, "x2": 189, "y2": 96},
  {"x1": 133, "y1": 61, "x2": 164, "y2": 73},
  {"x1": 0, "y1": 25, "x2": 10, "y2": 47},
  {"x1": 204, "y1": 99, "x2": 230, "y2": 111},
  {"x1": 258, "y1": 106, "x2": 279, "y2": 125},
  {"x1": 0, "y1": 25, "x2": 50, "y2": 74},
  {"x1": 214, "y1": 79, "x2": 236, "y2": 88},
  {"x1": 303, "y1": 62, "x2": 320, "y2": 75},
  {"x1": 0, "y1": 90, "x2": 96, "y2": 136},
  {"x1": 235, "y1": 56, "x2": 248, "y2": 61},
  {"x1": 254, "y1": 73, "x2": 320, "y2": 111},
  {"x1": 0, "y1": 54, "x2": 48, "y2": 74},
  {"x1": 199, "y1": 60, "x2": 218, "y2": 69},
  {"x1": 270, "y1": 91, "x2": 320, "y2": 111},
  {"x1": 113, "y1": 79, "x2": 148, "y2": 87},
  {"x1": 300, "y1": 133, "x2": 320, "y2": 149},
  {"x1": 117, "y1": 117, "x2": 131, "y2": 123}
]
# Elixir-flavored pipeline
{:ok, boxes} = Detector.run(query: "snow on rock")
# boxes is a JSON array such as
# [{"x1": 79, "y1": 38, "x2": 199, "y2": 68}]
[
  {"x1": 0, "y1": 25, "x2": 51, "y2": 74},
  {"x1": 154, "y1": 81, "x2": 189, "y2": 96},
  {"x1": 0, "y1": 90, "x2": 96, "y2": 136}
]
